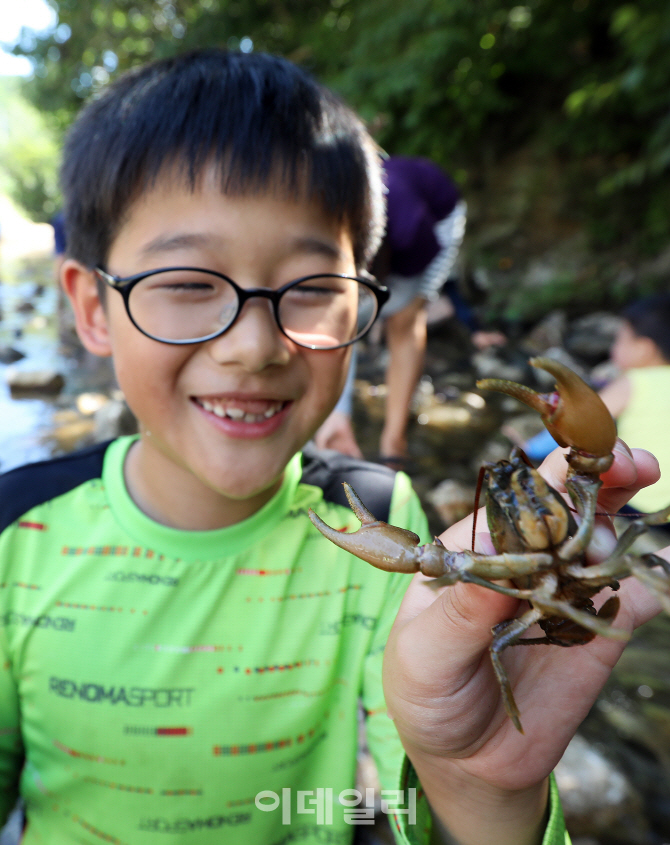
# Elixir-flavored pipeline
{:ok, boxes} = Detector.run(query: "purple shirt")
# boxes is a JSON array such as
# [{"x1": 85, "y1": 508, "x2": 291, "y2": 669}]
[{"x1": 383, "y1": 157, "x2": 461, "y2": 276}]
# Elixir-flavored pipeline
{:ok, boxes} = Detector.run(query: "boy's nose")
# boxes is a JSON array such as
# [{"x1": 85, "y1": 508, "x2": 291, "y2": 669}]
[{"x1": 205, "y1": 298, "x2": 291, "y2": 371}]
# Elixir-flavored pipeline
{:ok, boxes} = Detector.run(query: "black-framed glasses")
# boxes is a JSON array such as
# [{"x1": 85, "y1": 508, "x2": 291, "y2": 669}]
[{"x1": 94, "y1": 266, "x2": 389, "y2": 350}]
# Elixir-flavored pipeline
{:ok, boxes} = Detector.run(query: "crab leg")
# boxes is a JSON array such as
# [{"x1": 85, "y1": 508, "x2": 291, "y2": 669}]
[
  {"x1": 554, "y1": 476, "x2": 602, "y2": 560},
  {"x1": 565, "y1": 554, "x2": 670, "y2": 615},
  {"x1": 308, "y1": 484, "x2": 555, "y2": 581},
  {"x1": 489, "y1": 605, "x2": 545, "y2": 732}
]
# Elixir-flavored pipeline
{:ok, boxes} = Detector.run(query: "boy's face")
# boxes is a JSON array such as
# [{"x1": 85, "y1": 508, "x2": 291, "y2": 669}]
[
  {"x1": 610, "y1": 321, "x2": 655, "y2": 371},
  {"x1": 68, "y1": 169, "x2": 355, "y2": 527}
]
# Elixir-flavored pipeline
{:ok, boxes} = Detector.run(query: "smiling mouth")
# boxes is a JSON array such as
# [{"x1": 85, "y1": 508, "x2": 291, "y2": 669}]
[{"x1": 195, "y1": 398, "x2": 288, "y2": 423}]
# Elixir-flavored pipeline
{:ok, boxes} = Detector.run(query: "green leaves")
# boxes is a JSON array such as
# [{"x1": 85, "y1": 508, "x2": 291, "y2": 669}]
[{"x1": 7, "y1": 0, "x2": 670, "y2": 252}]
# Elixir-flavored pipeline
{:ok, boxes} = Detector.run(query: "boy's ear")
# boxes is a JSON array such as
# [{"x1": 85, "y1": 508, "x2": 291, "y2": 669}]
[{"x1": 60, "y1": 259, "x2": 113, "y2": 357}]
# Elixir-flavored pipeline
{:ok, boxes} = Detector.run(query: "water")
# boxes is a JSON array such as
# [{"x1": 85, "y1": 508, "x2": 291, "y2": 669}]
[{"x1": 0, "y1": 279, "x2": 85, "y2": 472}]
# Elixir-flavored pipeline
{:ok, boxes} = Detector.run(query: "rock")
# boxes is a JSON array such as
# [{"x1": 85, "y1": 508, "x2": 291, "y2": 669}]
[
  {"x1": 426, "y1": 479, "x2": 476, "y2": 528},
  {"x1": 499, "y1": 412, "x2": 545, "y2": 447},
  {"x1": 5, "y1": 367, "x2": 64, "y2": 396},
  {"x1": 521, "y1": 309, "x2": 567, "y2": 353},
  {"x1": 579, "y1": 614, "x2": 670, "y2": 841},
  {"x1": 48, "y1": 411, "x2": 96, "y2": 453},
  {"x1": 471, "y1": 349, "x2": 527, "y2": 383},
  {"x1": 564, "y1": 312, "x2": 623, "y2": 363},
  {"x1": 471, "y1": 437, "x2": 512, "y2": 471},
  {"x1": 0, "y1": 346, "x2": 25, "y2": 364},
  {"x1": 93, "y1": 396, "x2": 138, "y2": 440},
  {"x1": 75, "y1": 392, "x2": 109, "y2": 416},
  {"x1": 555, "y1": 734, "x2": 650, "y2": 844},
  {"x1": 528, "y1": 347, "x2": 589, "y2": 389},
  {"x1": 416, "y1": 390, "x2": 498, "y2": 438}
]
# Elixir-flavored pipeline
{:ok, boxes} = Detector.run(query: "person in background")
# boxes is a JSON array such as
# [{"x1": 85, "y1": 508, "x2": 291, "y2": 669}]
[
  {"x1": 599, "y1": 293, "x2": 670, "y2": 516},
  {"x1": 315, "y1": 156, "x2": 504, "y2": 465},
  {"x1": 521, "y1": 293, "x2": 670, "y2": 517}
]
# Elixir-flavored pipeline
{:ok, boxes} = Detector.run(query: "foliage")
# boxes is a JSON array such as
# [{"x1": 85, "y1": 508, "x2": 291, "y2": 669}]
[
  {"x1": 9, "y1": 0, "x2": 670, "y2": 254},
  {"x1": 0, "y1": 78, "x2": 61, "y2": 222}
]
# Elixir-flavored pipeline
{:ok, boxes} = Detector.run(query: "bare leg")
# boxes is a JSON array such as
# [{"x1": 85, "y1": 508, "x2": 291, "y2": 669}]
[{"x1": 380, "y1": 297, "x2": 428, "y2": 459}]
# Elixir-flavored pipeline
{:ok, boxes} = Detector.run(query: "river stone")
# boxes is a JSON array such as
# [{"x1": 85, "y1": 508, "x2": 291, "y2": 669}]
[
  {"x1": 5, "y1": 367, "x2": 64, "y2": 395},
  {"x1": 93, "y1": 397, "x2": 138, "y2": 440},
  {"x1": 426, "y1": 479, "x2": 476, "y2": 528},
  {"x1": 564, "y1": 312, "x2": 623, "y2": 363},
  {"x1": 471, "y1": 349, "x2": 527, "y2": 383},
  {"x1": 0, "y1": 346, "x2": 24, "y2": 364},
  {"x1": 528, "y1": 347, "x2": 589, "y2": 390},
  {"x1": 555, "y1": 733, "x2": 650, "y2": 843},
  {"x1": 521, "y1": 309, "x2": 567, "y2": 353}
]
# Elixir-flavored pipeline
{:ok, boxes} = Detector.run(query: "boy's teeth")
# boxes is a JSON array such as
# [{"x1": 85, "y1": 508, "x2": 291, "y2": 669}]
[{"x1": 200, "y1": 399, "x2": 283, "y2": 421}]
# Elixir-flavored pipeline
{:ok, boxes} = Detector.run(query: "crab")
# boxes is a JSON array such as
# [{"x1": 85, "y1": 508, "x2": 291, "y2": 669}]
[{"x1": 308, "y1": 357, "x2": 670, "y2": 731}]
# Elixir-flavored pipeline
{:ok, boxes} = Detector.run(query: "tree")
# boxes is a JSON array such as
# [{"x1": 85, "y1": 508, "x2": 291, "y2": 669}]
[
  {"x1": 11, "y1": 0, "x2": 670, "y2": 253},
  {"x1": 0, "y1": 77, "x2": 60, "y2": 222}
]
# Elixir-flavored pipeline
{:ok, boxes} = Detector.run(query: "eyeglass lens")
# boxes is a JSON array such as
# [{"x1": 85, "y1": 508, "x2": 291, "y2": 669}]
[{"x1": 126, "y1": 270, "x2": 378, "y2": 348}]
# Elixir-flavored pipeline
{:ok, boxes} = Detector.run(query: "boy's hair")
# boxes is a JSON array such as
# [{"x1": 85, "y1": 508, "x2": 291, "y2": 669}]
[
  {"x1": 61, "y1": 50, "x2": 385, "y2": 271},
  {"x1": 622, "y1": 293, "x2": 670, "y2": 362}
]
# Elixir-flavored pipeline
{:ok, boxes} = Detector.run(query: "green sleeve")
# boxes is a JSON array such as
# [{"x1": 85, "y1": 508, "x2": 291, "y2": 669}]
[
  {"x1": 391, "y1": 762, "x2": 571, "y2": 845},
  {"x1": 0, "y1": 591, "x2": 24, "y2": 820}
]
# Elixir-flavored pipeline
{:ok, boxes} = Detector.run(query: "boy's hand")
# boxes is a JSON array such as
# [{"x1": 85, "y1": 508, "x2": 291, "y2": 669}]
[{"x1": 383, "y1": 441, "x2": 665, "y2": 845}]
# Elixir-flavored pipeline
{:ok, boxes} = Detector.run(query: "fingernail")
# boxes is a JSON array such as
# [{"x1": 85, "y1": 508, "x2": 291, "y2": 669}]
[{"x1": 613, "y1": 438, "x2": 633, "y2": 460}]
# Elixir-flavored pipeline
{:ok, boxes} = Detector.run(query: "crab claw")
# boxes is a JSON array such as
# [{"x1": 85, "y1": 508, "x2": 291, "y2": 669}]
[
  {"x1": 477, "y1": 357, "x2": 617, "y2": 468},
  {"x1": 308, "y1": 483, "x2": 424, "y2": 574}
]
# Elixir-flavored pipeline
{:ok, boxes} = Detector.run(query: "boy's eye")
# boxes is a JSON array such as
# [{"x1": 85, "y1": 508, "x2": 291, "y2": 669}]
[
  {"x1": 158, "y1": 282, "x2": 214, "y2": 291},
  {"x1": 137, "y1": 271, "x2": 226, "y2": 298},
  {"x1": 146, "y1": 272, "x2": 217, "y2": 289},
  {"x1": 285, "y1": 278, "x2": 347, "y2": 299}
]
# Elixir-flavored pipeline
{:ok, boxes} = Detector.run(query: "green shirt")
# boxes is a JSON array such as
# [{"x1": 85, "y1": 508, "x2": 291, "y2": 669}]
[
  {"x1": 0, "y1": 437, "x2": 569, "y2": 844},
  {"x1": 616, "y1": 366, "x2": 670, "y2": 512}
]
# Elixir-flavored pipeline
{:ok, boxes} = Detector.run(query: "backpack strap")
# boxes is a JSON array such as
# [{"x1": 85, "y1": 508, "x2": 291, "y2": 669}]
[
  {"x1": 300, "y1": 443, "x2": 397, "y2": 524},
  {"x1": 0, "y1": 441, "x2": 110, "y2": 534}
]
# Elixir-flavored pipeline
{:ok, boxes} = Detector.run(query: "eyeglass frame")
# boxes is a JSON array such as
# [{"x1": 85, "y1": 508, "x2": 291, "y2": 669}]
[{"x1": 93, "y1": 266, "x2": 389, "y2": 350}]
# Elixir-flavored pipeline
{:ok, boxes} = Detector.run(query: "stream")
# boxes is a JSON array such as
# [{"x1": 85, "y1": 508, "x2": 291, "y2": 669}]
[{"x1": 0, "y1": 278, "x2": 70, "y2": 471}]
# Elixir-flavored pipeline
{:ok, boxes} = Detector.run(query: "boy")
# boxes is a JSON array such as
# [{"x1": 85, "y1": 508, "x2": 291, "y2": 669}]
[
  {"x1": 519, "y1": 293, "x2": 670, "y2": 517},
  {"x1": 0, "y1": 49, "x2": 663, "y2": 845},
  {"x1": 0, "y1": 49, "x2": 420, "y2": 845},
  {"x1": 599, "y1": 293, "x2": 670, "y2": 515}
]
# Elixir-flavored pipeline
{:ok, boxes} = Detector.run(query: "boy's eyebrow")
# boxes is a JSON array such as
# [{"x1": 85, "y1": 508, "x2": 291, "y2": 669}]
[
  {"x1": 140, "y1": 233, "x2": 218, "y2": 256},
  {"x1": 139, "y1": 233, "x2": 347, "y2": 261}
]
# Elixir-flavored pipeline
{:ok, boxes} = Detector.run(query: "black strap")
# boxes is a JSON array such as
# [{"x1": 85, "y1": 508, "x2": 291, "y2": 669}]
[
  {"x1": 0, "y1": 441, "x2": 110, "y2": 534},
  {"x1": 300, "y1": 443, "x2": 396, "y2": 523}
]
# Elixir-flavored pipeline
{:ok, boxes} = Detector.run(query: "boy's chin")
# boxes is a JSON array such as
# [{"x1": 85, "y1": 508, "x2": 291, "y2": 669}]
[{"x1": 209, "y1": 466, "x2": 285, "y2": 505}]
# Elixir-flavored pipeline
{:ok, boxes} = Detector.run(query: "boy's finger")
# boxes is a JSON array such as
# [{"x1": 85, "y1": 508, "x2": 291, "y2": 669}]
[
  {"x1": 395, "y1": 577, "x2": 517, "y2": 664},
  {"x1": 538, "y1": 441, "x2": 660, "y2": 511}
]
